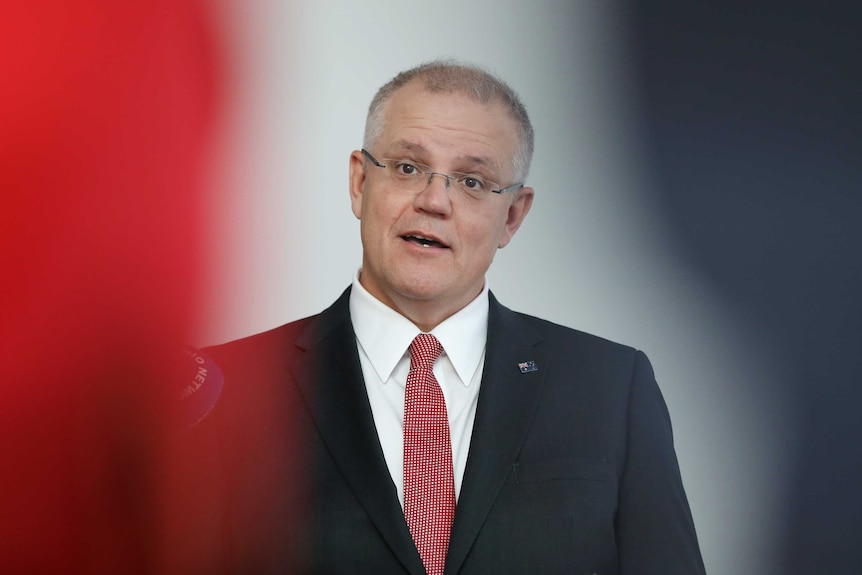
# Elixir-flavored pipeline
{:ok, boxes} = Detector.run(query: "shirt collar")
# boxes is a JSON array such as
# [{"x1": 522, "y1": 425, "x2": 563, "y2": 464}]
[{"x1": 349, "y1": 270, "x2": 488, "y2": 386}]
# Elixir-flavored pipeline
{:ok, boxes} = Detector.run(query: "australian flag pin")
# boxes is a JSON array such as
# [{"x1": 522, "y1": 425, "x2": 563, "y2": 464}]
[{"x1": 518, "y1": 360, "x2": 538, "y2": 374}]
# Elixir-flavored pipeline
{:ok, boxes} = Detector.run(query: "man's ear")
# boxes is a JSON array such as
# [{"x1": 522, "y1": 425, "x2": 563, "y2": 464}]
[
  {"x1": 498, "y1": 186, "x2": 534, "y2": 248},
  {"x1": 348, "y1": 150, "x2": 366, "y2": 219}
]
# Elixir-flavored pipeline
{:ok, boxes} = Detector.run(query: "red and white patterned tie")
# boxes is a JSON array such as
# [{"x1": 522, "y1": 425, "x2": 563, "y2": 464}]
[{"x1": 403, "y1": 333, "x2": 455, "y2": 575}]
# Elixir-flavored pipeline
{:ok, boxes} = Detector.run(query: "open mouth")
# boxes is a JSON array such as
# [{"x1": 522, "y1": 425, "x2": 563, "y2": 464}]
[{"x1": 402, "y1": 234, "x2": 449, "y2": 249}]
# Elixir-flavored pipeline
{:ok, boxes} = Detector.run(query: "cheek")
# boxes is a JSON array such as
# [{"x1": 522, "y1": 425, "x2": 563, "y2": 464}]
[
  {"x1": 460, "y1": 215, "x2": 506, "y2": 260},
  {"x1": 361, "y1": 195, "x2": 401, "y2": 242}
]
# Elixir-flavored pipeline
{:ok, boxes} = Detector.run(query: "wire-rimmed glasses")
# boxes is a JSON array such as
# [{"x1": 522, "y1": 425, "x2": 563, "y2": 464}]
[{"x1": 361, "y1": 149, "x2": 523, "y2": 200}]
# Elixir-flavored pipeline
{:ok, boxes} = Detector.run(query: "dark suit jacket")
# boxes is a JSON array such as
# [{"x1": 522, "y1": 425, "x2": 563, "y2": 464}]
[{"x1": 202, "y1": 288, "x2": 705, "y2": 574}]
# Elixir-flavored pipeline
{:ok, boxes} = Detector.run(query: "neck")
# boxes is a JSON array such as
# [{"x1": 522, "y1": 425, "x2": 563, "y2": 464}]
[
  {"x1": 393, "y1": 304, "x2": 451, "y2": 333},
  {"x1": 385, "y1": 295, "x2": 464, "y2": 333},
  {"x1": 358, "y1": 275, "x2": 483, "y2": 332}
]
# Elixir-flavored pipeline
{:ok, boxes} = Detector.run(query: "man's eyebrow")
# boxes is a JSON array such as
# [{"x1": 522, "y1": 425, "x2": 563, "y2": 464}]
[
  {"x1": 388, "y1": 140, "x2": 500, "y2": 175},
  {"x1": 454, "y1": 154, "x2": 497, "y2": 172},
  {"x1": 389, "y1": 140, "x2": 427, "y2": 155}
]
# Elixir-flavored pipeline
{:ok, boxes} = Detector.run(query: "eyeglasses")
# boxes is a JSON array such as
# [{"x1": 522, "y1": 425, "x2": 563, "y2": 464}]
[{"x1": 361, "y1": 149, "x2": 523, "y2": 199}]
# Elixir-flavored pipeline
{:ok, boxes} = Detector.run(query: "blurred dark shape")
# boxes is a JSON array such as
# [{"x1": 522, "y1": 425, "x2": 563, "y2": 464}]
[
  {"x1": 1, "y1": 1, "x2": 224, "y2": 573},
  {"x1": 629, "y1": 2, "x2": 862, "y2": 573}
]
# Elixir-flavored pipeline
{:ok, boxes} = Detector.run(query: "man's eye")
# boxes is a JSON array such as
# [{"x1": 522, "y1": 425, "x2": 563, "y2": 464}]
[
  {"x1": 461, "y1": 176, "x2": 486, "y2": 191},
  {"x1": 394, "y1": 162, "x2": 420, "y2": 176}
]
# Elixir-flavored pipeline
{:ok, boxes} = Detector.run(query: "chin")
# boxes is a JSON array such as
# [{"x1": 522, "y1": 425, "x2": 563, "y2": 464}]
[
  {"x1": 393, "y1": 282, "x2": 446, "y2": 303},
  {"x1": 385, "y1": 269, "x2": 445, "y2": 299}
]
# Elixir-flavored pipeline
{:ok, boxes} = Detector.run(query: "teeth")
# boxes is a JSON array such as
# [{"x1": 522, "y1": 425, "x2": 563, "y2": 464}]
[{"x1": 405, "y1": 234, "x2": 445, "y2": 248}]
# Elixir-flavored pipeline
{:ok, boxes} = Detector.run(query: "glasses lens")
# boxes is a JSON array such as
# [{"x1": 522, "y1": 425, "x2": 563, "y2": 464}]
[
  {"x1": 455, "y1": 176, "x2": 492, "y2": 199},
  {"x1": 383, "y1": 160, "x2": 428, "y2": 192},
  {"x1": 379, "y1": 158, "x2": 504, "y2": 199}
]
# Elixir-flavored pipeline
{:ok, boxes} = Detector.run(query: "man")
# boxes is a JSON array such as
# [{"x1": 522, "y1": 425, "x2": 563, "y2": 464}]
[{"x1": 204, "y1": 61, "x2": 706, "y2": 574}]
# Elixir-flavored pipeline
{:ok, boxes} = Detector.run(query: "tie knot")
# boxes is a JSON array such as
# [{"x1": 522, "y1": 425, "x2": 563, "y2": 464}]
[{"x1": 409, "y1": 333, "x2": 443, "y2": 371}]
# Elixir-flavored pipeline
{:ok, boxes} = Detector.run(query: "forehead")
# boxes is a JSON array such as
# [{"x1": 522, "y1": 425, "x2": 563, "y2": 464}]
[{"x1": 378, "y1": 83, "x2": 519, "y2": 176}]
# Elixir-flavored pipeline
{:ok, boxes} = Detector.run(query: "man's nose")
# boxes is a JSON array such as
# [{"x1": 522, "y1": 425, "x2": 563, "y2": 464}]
[
  {"x1": 422, "y1": 172, "x2": 455, "y2": 192},
  {"x1": 414, "y1": 172, "x2": 453, "y2": 215}
]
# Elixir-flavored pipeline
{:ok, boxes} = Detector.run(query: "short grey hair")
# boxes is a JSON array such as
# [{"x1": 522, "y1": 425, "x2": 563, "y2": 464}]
[{"x1": 362, "y1": 60, "x2": 534, "y2": 183}]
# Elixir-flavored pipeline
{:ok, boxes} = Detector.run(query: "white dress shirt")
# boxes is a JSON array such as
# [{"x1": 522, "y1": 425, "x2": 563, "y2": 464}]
[{"x1": 349, "y1": 272, "x2": 488, "y2": 507}]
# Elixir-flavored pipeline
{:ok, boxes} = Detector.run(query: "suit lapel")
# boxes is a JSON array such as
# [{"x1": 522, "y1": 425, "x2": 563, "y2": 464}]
[
  {"x1": 290, "y1": 289, "x2": 426, "y2": 575},
  {"x1": 445, "y1": 294, "x2": 547, "y2": 574}
]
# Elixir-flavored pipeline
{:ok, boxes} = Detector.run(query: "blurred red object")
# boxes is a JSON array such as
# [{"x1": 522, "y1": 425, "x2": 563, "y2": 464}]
[{"x1": 1, "y1": 1, "x2": 223, "y2": 573}]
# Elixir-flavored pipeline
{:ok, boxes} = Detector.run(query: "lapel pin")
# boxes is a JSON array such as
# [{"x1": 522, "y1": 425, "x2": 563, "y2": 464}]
[{"x1": 518, "y1": 360, "x2": 538, "y2": 373}]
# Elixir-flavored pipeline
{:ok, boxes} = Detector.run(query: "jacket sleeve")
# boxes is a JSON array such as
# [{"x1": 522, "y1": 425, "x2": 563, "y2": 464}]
[{"x1": 616, "y1": 350, "x2": 707, "y2": 574}]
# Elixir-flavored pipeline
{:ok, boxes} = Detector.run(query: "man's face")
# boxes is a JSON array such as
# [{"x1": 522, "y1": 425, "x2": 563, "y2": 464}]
[{"x1": 349, "y1": 82, "x2": 533, "y2": 328}]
